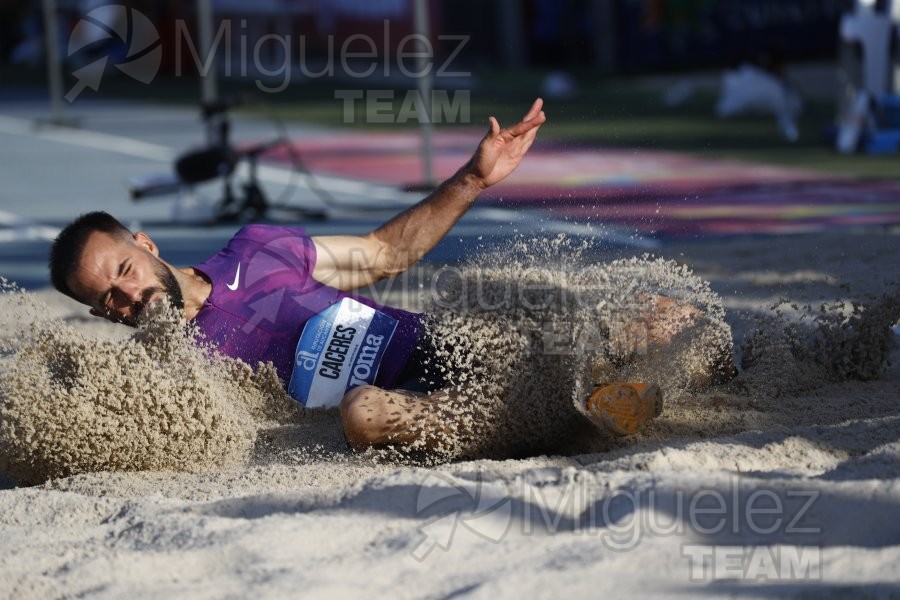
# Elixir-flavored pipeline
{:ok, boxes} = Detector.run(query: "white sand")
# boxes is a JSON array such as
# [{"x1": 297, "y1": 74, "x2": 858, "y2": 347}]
[{"x1": 2, "y1": 230, "x2": 900, "y2": 599}]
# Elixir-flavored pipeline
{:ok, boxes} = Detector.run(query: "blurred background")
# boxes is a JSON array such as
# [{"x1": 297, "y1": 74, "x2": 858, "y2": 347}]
[{"x1": 1, "y1": 0, "x2": 899, "y2": 289}]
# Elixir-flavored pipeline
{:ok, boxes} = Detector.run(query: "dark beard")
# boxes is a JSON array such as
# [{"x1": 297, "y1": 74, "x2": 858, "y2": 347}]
[
  {"x1": 128, "y1": 260, "x2": 185, "y2": 324},
  {"x1": 156, "y1": 260, "x2": 184, "y2": 311}
]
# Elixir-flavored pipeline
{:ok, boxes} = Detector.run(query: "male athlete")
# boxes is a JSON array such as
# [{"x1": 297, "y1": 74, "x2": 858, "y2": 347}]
[{"x1": 48, "y1": 99, "x2": 711, "y2": 452}]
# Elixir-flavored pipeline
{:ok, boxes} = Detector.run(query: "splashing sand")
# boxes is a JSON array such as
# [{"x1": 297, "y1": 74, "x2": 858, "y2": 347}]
[
  {"x1": 1, "y1": 240, "x2": 897, "y2": 484},
  {"x1": 0, "y1": 284, "x2": 296, "y2": 485},
  {"x1": 403, "y1": 238, "x2": 737, "y2": 460}
]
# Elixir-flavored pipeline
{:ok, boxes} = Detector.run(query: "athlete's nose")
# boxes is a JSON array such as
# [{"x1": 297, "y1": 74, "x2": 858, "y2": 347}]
[{"x1": 118, "y1": 280, "x2": 143, "y2": 303}]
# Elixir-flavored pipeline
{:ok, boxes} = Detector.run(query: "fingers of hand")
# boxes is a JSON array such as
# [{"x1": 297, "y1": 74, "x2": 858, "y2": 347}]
[
  {"x1": 488, "y1": 116, "x2": 501, "y2": 136},
  {"x1": 518, "y1": 128, "x2": 540, "y2": 153},
  {"x1": 502, "y1": 112, "x2": 546, "y2": 139},
  {"x1": 523, "y1": 97, "x2": 544, "y2": 121}
]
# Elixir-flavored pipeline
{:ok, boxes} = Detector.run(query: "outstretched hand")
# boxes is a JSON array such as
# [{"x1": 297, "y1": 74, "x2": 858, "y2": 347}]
[{"x1": 467, "y1": 98, "x2": 546, "y2": 189}]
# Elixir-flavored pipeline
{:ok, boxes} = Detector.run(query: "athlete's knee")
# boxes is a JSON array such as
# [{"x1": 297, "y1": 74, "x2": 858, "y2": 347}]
[{"x1": 340, "y1": 385, "x2": 384, "y2": 450}]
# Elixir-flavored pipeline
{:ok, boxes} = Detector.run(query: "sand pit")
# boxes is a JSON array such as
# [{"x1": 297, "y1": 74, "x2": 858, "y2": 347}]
[
  {"x1": 2, "y1": 243, "x2": 743, "y2": 478},
  {"x1": 1, "y1": 231, "x2": 899, "y2": 597}
]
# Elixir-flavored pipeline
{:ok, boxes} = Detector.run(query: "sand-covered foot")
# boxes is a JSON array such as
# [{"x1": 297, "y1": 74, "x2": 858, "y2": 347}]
[{"x1": 585, "y1": 382, "x2": 663, "y2": 436}]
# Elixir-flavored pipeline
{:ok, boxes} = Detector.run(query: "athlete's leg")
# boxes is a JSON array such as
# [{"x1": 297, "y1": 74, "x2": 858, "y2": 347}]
[
  {"x1": 583, "y1": 295, "x2": 736, "y2": 436},
  {"x1": 339, "y1": 385, "x2": 456, "y2": 451},
  {"x1": 609, "y1": 294, "x2": 736, "y2": 388},
  {"x1": 341, "y1": 295, "x2": 736, "y2": 452},
  {"x1": 610, "y1": 295, "x2": 701, "y2": 354}
]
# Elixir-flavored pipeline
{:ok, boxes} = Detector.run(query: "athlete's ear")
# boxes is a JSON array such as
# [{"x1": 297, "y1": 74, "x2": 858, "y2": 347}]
[{"x1": 133, "y1": 231, "x2": 159, "y2": 256}]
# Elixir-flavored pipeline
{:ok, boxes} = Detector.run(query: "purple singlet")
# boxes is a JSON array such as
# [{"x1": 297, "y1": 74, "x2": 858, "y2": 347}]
[{"x1": 191, "y1": 224, "x2": 424, "y2": 390}]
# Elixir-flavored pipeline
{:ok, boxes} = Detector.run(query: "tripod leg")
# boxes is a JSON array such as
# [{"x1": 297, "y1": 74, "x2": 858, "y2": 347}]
[
  {"x1": 214, "y1": 177, "x2": 242, "y2": 222},
  {"x1": 243, "y1": 181, "x2": 269, "y2": 219}
]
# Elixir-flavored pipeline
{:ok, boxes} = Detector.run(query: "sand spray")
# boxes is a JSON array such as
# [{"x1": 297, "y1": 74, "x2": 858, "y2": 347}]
[
  {"x1": 0, "y1": 279, "x2": 297, "y2": 484},
  {"x1": 1, "y1": 237, "x2": 897, "y2": 483}
]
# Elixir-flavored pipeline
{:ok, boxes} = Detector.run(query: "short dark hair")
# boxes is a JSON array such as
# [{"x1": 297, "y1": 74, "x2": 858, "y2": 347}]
[{"x1": 49, "y1": 211, "x2": 132, "y2": 302}]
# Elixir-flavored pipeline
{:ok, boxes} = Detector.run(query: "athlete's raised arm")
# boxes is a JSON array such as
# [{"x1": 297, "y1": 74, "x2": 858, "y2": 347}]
[{"x1": 311, "y1": 98, "x2": 546, "y2": 291}]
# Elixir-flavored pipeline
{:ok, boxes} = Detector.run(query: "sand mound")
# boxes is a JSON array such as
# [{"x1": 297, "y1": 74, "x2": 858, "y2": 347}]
[
  {"x1": 0, "y1": 285, "x2": 296, "y2": 485},
  {"x1": 734, "y1": 289, "x2": 899, "y2": 398}
]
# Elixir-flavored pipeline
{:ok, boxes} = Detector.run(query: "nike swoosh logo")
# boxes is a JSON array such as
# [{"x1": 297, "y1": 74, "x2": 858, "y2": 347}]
[{"x1": 226, "y1": 264, "x2": 241, "y2": 291}]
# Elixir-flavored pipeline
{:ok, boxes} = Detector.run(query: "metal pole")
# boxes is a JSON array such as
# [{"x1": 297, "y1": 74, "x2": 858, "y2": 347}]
[
  {"x1": 197, "y1": 0, "x2": 217, "y2": 103},
  {"x1": 413, "y1": 0, "x2": 434, "y2": 187},
  {"x1": 590, "y1": 0, "x2": 617, "y2": 74},
  {"x1": 41, "y1": 0, "x2": 65, "y2": 123},
  {"x1": 498, "y1": 0, "x2": 525, "y2": 68},
  {"x1": 893, "y1": 0, "x2": 900, "y2": 93}
]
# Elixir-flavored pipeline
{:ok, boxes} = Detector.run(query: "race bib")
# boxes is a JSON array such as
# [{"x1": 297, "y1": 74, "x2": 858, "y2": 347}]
[{"x1": 288, "y1": 298, "x2": 398, "y2": 408}]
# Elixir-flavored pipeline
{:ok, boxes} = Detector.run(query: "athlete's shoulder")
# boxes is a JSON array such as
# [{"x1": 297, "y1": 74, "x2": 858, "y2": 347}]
[{"x1": 218, "y1": 224, "x2": 316, "y2": 277}]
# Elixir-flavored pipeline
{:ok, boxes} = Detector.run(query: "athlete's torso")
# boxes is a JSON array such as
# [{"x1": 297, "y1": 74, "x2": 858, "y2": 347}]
[{"x1": 190, "y1": 224, "x2": 423, "y2": 389}]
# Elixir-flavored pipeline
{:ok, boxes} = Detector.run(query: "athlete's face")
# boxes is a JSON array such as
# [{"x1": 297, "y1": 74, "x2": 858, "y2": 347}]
[{"x1": 67, "y1": 231, "x2": 184, "y2": 326}]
